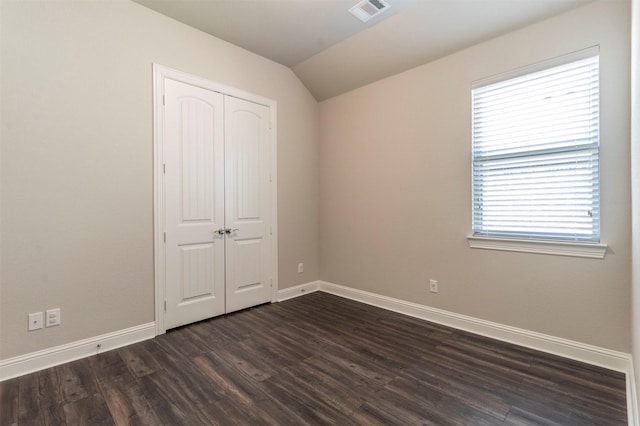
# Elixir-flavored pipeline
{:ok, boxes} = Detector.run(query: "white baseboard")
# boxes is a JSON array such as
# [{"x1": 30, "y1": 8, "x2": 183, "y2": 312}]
[
  {"x1": 0, "y1": 322, "x2": 155, "y2": 381},
  {"x1": 276, "y1": 281, "x2": 320, "y2": 302}
]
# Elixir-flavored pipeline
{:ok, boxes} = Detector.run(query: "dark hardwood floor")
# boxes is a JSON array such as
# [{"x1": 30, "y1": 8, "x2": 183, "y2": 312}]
[{"x1": 0, "y1": 292, "x2": 628, "y2": 425}]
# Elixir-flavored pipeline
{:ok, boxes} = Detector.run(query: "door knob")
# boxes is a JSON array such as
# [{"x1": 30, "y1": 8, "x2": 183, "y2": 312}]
[
  {"x1": 215, "y1": 228, "x2": 226, "y2": 235},
  {"x1": 225, "y1": 228, "x2": 239, "y2": 234}
]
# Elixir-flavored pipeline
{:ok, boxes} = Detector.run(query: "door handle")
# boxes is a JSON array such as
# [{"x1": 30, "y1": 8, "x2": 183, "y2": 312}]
[{"x1": 215, "y1": 228, "x2": 239, "y2": 235}]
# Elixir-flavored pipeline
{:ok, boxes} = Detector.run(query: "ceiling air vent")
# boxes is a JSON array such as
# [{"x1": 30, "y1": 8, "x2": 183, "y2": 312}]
[{"x1": 349, "y1": 0, "x2": 390, "y2": 23}]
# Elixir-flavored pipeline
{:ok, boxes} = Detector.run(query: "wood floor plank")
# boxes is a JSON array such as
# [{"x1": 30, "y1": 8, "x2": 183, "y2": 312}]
[
  {"x1": 201, "y1": 313, "x2": 253, "y2": 343},
  {"x1": 529, "y1": 355, "x2": 627, "y2": 402},
  {"x1": 226, "y1": 305, "x2": 285, "y2": 337},
  {"x1": 349, "y1": 406, "x2": 392, "y2": 426},
  {"x1": 0, "y1": 377, "x2": 20, "y2": 426},
  {"x1": 97, "y1": 375, "x2": 160, "y2": 426},
  {"x1": 40, "y1": 404, "x2": 67, "y2": 426},
  {"x1": 397, "y1": 363, "x2": 512, "y2": 420},
  {"x1": 192, "y1": 357, "x2": 311, "y2": 426},
  {"x1": 379, "y1": 378, "x2": 506, "y2": 426},
  {"x1": 145, "y1": 340, "x2": 225, "y2": 408},
  {"x1": 435, "y1": 339, "x2": 534, "y2": 378},
  {"x1": 504, "y1": 405, "x2": 567, "y2": 426},
  {"x1": 17, "y1": 373, "x2": 46, "y2": 426},
  {"x1": 509, "y1": 379, "x2": 628, "y2": 425},
  {"x1": 118, "y1": 341, "x2": 161, "y2": 378},
  {"x1": 271, "y1": 320, "x2": 342, "y2": 351},
  {"x1": 231, "y1": 394, "x2": 307, "y2": 425},
  {"x1": 89, "y1": 349, "x2": 133, "y2": 382},
  {"x1": 56, "y1": 359, "x2": 98, "y2": 403},
  {"x1": 154, "y1": 326, "x2": 211, "y2": 359},
  {"x1": 212, "y1": 340, "x2": 280, "y2": 382},
  {"x1": 250, "y1": 324, "x2": 316, "y2": 366},
  {"x1": 418, "y1": 346, "x2": 527, "y2": 398},
  {"x1": 356, "y1": 390, "x2": 446, "y2": 425},
  {"x1": 260, "y1": 372, "x2": 357, "y2": 425},
  {"x1": 277, "y1": 317, "x2": 355, "y2": 353},
  {"x1": 376, "y1": 311, "x2": 455, "y2": 335},
  {"x1": 0, "y1": 292, "x2": 629, "y2": 425},
  {"x1": 192, "y1": 353, "x2": 267, "y2": 405},
  {"x1": 137, "y1": 371, "x2": 215, "y2": 425},
  {"x1": 373, "y1": 316, "x2": 452, "y2": 348},
  {"x1": 62, "y1": 394, "x2": 114, "y2": 426},
  {"x1": 132, "y1": 374, "x2": 186, "y2": 425},
  {"x1": 181, "y1": 320, "x2": 236, "y2": 351},
  {"x1": 338, "y1": 327, "x2": 419, "y2": 370},
  {"x1": 35, "y1": 368, "x2": 63, "y2": 409},
  {"x1": 303, "y1": 345, "x2": 394, "y2": 391},
  {"x1": 203, "y1": 397, "x2": 266, "y2": 425},
  {"x1": 276, "y1": 362, "x2": 365, "y2": 416},
  {"x1": 441, "y1": 331, "x2": 535, "y2": 369}
]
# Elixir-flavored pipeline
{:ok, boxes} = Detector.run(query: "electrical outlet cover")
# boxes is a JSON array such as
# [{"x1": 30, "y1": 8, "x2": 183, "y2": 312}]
[{"x1": 28, "y1": 312, "x2": 43, "y2": 331}]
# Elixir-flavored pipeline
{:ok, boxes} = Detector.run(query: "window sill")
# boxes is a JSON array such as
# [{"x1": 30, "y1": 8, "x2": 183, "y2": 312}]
[{"x1": 466, "y1": 235, "x2": 607, "y2": 259}]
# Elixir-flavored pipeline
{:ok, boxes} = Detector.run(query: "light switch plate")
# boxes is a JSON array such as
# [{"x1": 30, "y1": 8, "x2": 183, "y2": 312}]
[{"x1": 46, "y1": 308, "x2": 61, "y2": 327}]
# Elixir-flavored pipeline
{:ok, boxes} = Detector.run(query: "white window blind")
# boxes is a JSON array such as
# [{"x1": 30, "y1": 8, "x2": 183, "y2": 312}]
[{"x1": 472, "y1": 50, "x2": 600, "y2": 242}]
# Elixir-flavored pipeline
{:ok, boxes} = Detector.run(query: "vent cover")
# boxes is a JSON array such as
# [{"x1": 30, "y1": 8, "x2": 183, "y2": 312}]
[{"x1": 349, "y1": 0, "x2": 390, "y2": 22}]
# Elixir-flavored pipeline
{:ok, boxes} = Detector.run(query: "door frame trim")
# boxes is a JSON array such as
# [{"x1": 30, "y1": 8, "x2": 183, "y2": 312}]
[{"x1": 152, "y1": 64, "x2": 278, "y2": 335}]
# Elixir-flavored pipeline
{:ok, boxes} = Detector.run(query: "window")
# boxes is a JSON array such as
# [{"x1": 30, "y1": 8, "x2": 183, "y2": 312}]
[{"x1": 471, "y1": 48, "x2": 601, "y2": 247}]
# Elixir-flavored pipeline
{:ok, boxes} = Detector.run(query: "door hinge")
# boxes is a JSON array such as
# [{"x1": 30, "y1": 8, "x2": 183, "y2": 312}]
[
  {"x1": 163, "y1": 232, "x2": 166, "y2": 243},
  {"x1": 163, "y1": 95, "x2": 166, "y2": 105},
  {"x1": 164, "y1": 301, "x2": 167, "y2": 311},
  {"x1": 163, "y1": 163, "x2": 166, "y2": 174},
  {"x1": 270, "y1": 278, "x2": 273, "y2": 288}
]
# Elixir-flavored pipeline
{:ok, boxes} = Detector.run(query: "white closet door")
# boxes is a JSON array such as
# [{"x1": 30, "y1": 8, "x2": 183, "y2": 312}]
[
  {"x1": 224, "y1": 96, "x2": 272, "y2": 313},
  {"x1": 164, "y1": 78, "x2": 225, "y2": 329}
]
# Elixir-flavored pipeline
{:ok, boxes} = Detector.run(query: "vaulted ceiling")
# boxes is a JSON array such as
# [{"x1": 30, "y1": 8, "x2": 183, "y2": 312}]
[{"x1": 133, "y1": 0, "x2": 591, "y2": 101}]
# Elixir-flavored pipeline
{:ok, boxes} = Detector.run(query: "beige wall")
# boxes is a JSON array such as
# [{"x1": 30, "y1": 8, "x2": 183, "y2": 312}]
[
  {"x1": 0, "y1": 0, "x2": 319, "y2": 359},
  {"x1": 320, "y1": 0, "x2": 631, "y2": 351}
]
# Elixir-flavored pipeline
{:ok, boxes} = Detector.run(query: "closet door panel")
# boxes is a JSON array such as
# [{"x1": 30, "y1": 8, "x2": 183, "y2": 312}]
[
  {"x1": 164, "y1": 78, "x2": 226, "y2": 329},
  {"x1": 224, "y1": 96, "x2": 272, "y2": 313}
]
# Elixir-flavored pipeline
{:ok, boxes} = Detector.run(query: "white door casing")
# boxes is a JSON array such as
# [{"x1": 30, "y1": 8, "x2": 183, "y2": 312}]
[{"x1": 153, "y1": 65, "x2": 278, "y2": 335}]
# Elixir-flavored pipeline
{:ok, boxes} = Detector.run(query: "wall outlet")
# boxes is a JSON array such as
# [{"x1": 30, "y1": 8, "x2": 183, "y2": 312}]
[
  {"x1": 28, "y1": 312, "x2": 43, "y2": 331},
  {"x1": 298, "y1": 263, "x2": 304, "y2": 273},
  {"x1": 46, "y1": 308, "x2": 61, "y2": 327},
  {"x1": 429, "y1": 279, "x2": 438, "y2": 293}
]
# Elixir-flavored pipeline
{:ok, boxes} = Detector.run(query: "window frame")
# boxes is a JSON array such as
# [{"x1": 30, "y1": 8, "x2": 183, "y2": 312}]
[{"x1": 467, "y1": 47, "x2": 607, "y2": 258}]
